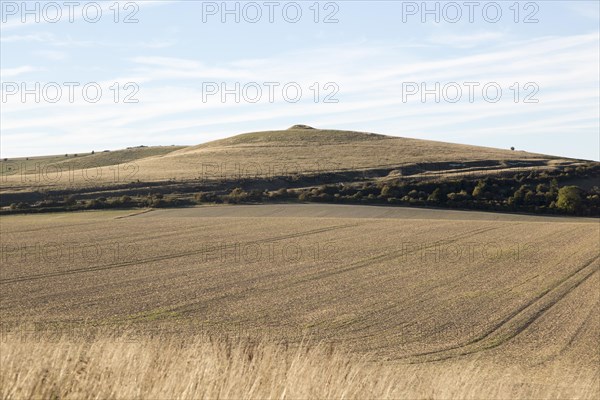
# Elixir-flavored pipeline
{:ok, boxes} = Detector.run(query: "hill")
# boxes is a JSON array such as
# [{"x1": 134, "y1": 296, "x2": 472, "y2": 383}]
[
  {"x1": 0, "y1": 145, "x2": 185, "y2": 178},
  {"x1": 0, "y1": 127, "x2": 575, "y2": 187},
  {"x1": 136, "y1": 127, "x2": 569, "y2": 182},
  {"x1": 1, "y1": 127, "x2": 597, "y2": 216}
]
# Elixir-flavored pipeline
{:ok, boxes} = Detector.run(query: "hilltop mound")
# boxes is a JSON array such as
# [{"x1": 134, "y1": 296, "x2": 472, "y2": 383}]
[
  {"x1": 184, "y1": 128, "x2": 387, "y2": 150},
  {"x1": 288, "y1": 124, "x2": 315, "y2": 130}
]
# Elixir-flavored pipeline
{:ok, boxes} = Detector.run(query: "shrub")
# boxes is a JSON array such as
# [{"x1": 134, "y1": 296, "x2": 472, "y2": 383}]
[
  {"x1": 556, "y1": 186, "x2": 582, "y2": 213},
  {"x1": 427, "y1": 188, "x2": 445, "y2": 203},
  {"x1": 151, "y1": 199, "x2": 168, "y2": 208},
  {"x1": 447, "y1": 190, "x2": 469, "y2": 202},
  {"x1": 380, "y1": 185, "x2": 391, "y2": 197},
  {"x1": 64, "y1": 195, "x2": 77, "y2": 206},
  {"x1": 248, "y1": 189, "x2": 264, "y2": 201},
  {"x1": 524, "y1": 190, "x2": 536, "y2": 205},
  {"x1": 536, "y1": 183, "x2": 548, "y2": 193},
  {"x1": 270, "y1": 188, "x2": 289, "y2": 199},
  {"x1": 298, "y1": 191, "x2": 310, "y2": 202},
  {"x1": 195, "y1": 192, "x2": 221, "y2": 203},
  {"x1": 227, "y1": 188, "x2": 248, "y2": 203},
  {"x1": 472, "y1": 181, "x2": 487, "y2": 199}
]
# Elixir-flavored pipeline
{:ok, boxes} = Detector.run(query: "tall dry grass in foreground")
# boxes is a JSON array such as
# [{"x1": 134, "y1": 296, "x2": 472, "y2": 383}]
[{"x1": 1, "y1": 331, "x2": 597, "y2": 400}]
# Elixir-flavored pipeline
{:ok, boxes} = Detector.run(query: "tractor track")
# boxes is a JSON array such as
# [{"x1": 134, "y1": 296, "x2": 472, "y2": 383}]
[
  {"x1": 0, "y1": 223, "x2": 359, "y2": 285},
  {"x1": 402, "y1": 254, "x2": 599, "y2": 363},
  {"x1": 289, "y1": 225, "x2": 504, "y2": 286}
]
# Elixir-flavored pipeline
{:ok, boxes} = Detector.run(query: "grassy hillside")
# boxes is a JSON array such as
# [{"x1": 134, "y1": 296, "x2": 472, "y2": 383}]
[
  {"x1": 1, "y1": 127, "x2": 574, "y2": 189},
  {"x1": 145, "y1": 127, "x2": 566, "y2": 182},
  {"x1": 3, "y1": 127, "x2": 597, "y2": 216},
  {"x1": 0, "y1": 146, "x2": 184, "y2": 177},
  {"x1": 188, "y1": 126, "x2": 388, "y2": 148}
]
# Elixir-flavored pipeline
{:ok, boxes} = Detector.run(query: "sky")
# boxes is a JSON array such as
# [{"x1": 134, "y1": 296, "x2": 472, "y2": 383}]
[{"x1": 1, "y1": 0, "x2": 599, "y2": 160}]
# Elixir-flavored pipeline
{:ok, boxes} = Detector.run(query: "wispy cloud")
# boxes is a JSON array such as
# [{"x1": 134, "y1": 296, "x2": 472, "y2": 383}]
[
  {"x1": 427, "y1": 31, "x2": 508, "y2": 48},
  {"x1": 34, "y1": 50, "x2": 68, "y2": 61},
  {"x1": 565, "y1": 1, "x2": 600, "y2": 20},
  {"x1": 1, "y1": 31, "x2": 174, "y2": 49},
  {"x1": 0, "y1": 32, "x2": 55, "y2": 43},
  {"x1": 0, "y1": 0, "x2": 173, "y2": 30},
  {"x1": 1, "y1": 65, "x2": 40, "y2": 78}
]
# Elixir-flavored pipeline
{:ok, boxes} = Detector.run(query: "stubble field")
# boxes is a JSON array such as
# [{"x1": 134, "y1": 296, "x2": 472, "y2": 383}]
[{"x1": 0, "y1": 204, "x2": 598, "y2": 398}]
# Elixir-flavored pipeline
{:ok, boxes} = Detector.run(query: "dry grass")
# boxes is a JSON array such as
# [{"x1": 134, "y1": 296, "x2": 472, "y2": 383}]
[
  {"x1": 0, "y1": 146, "x2": 183, "y2": 177},
  {"x1": 1, "y1": 330, "x2": 597, "y2": 400},
  {"x1": 0, "y1": 128, "x2": 573, "y2": 191},
  {"x1": 131, "y1": 129, "x2": 565, "y2": 182}
]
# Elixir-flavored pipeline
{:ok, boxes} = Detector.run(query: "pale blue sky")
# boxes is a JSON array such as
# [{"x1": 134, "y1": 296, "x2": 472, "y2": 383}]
[{"x1": 1, "y1": 0, "x2": 599, "y2": 160}]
